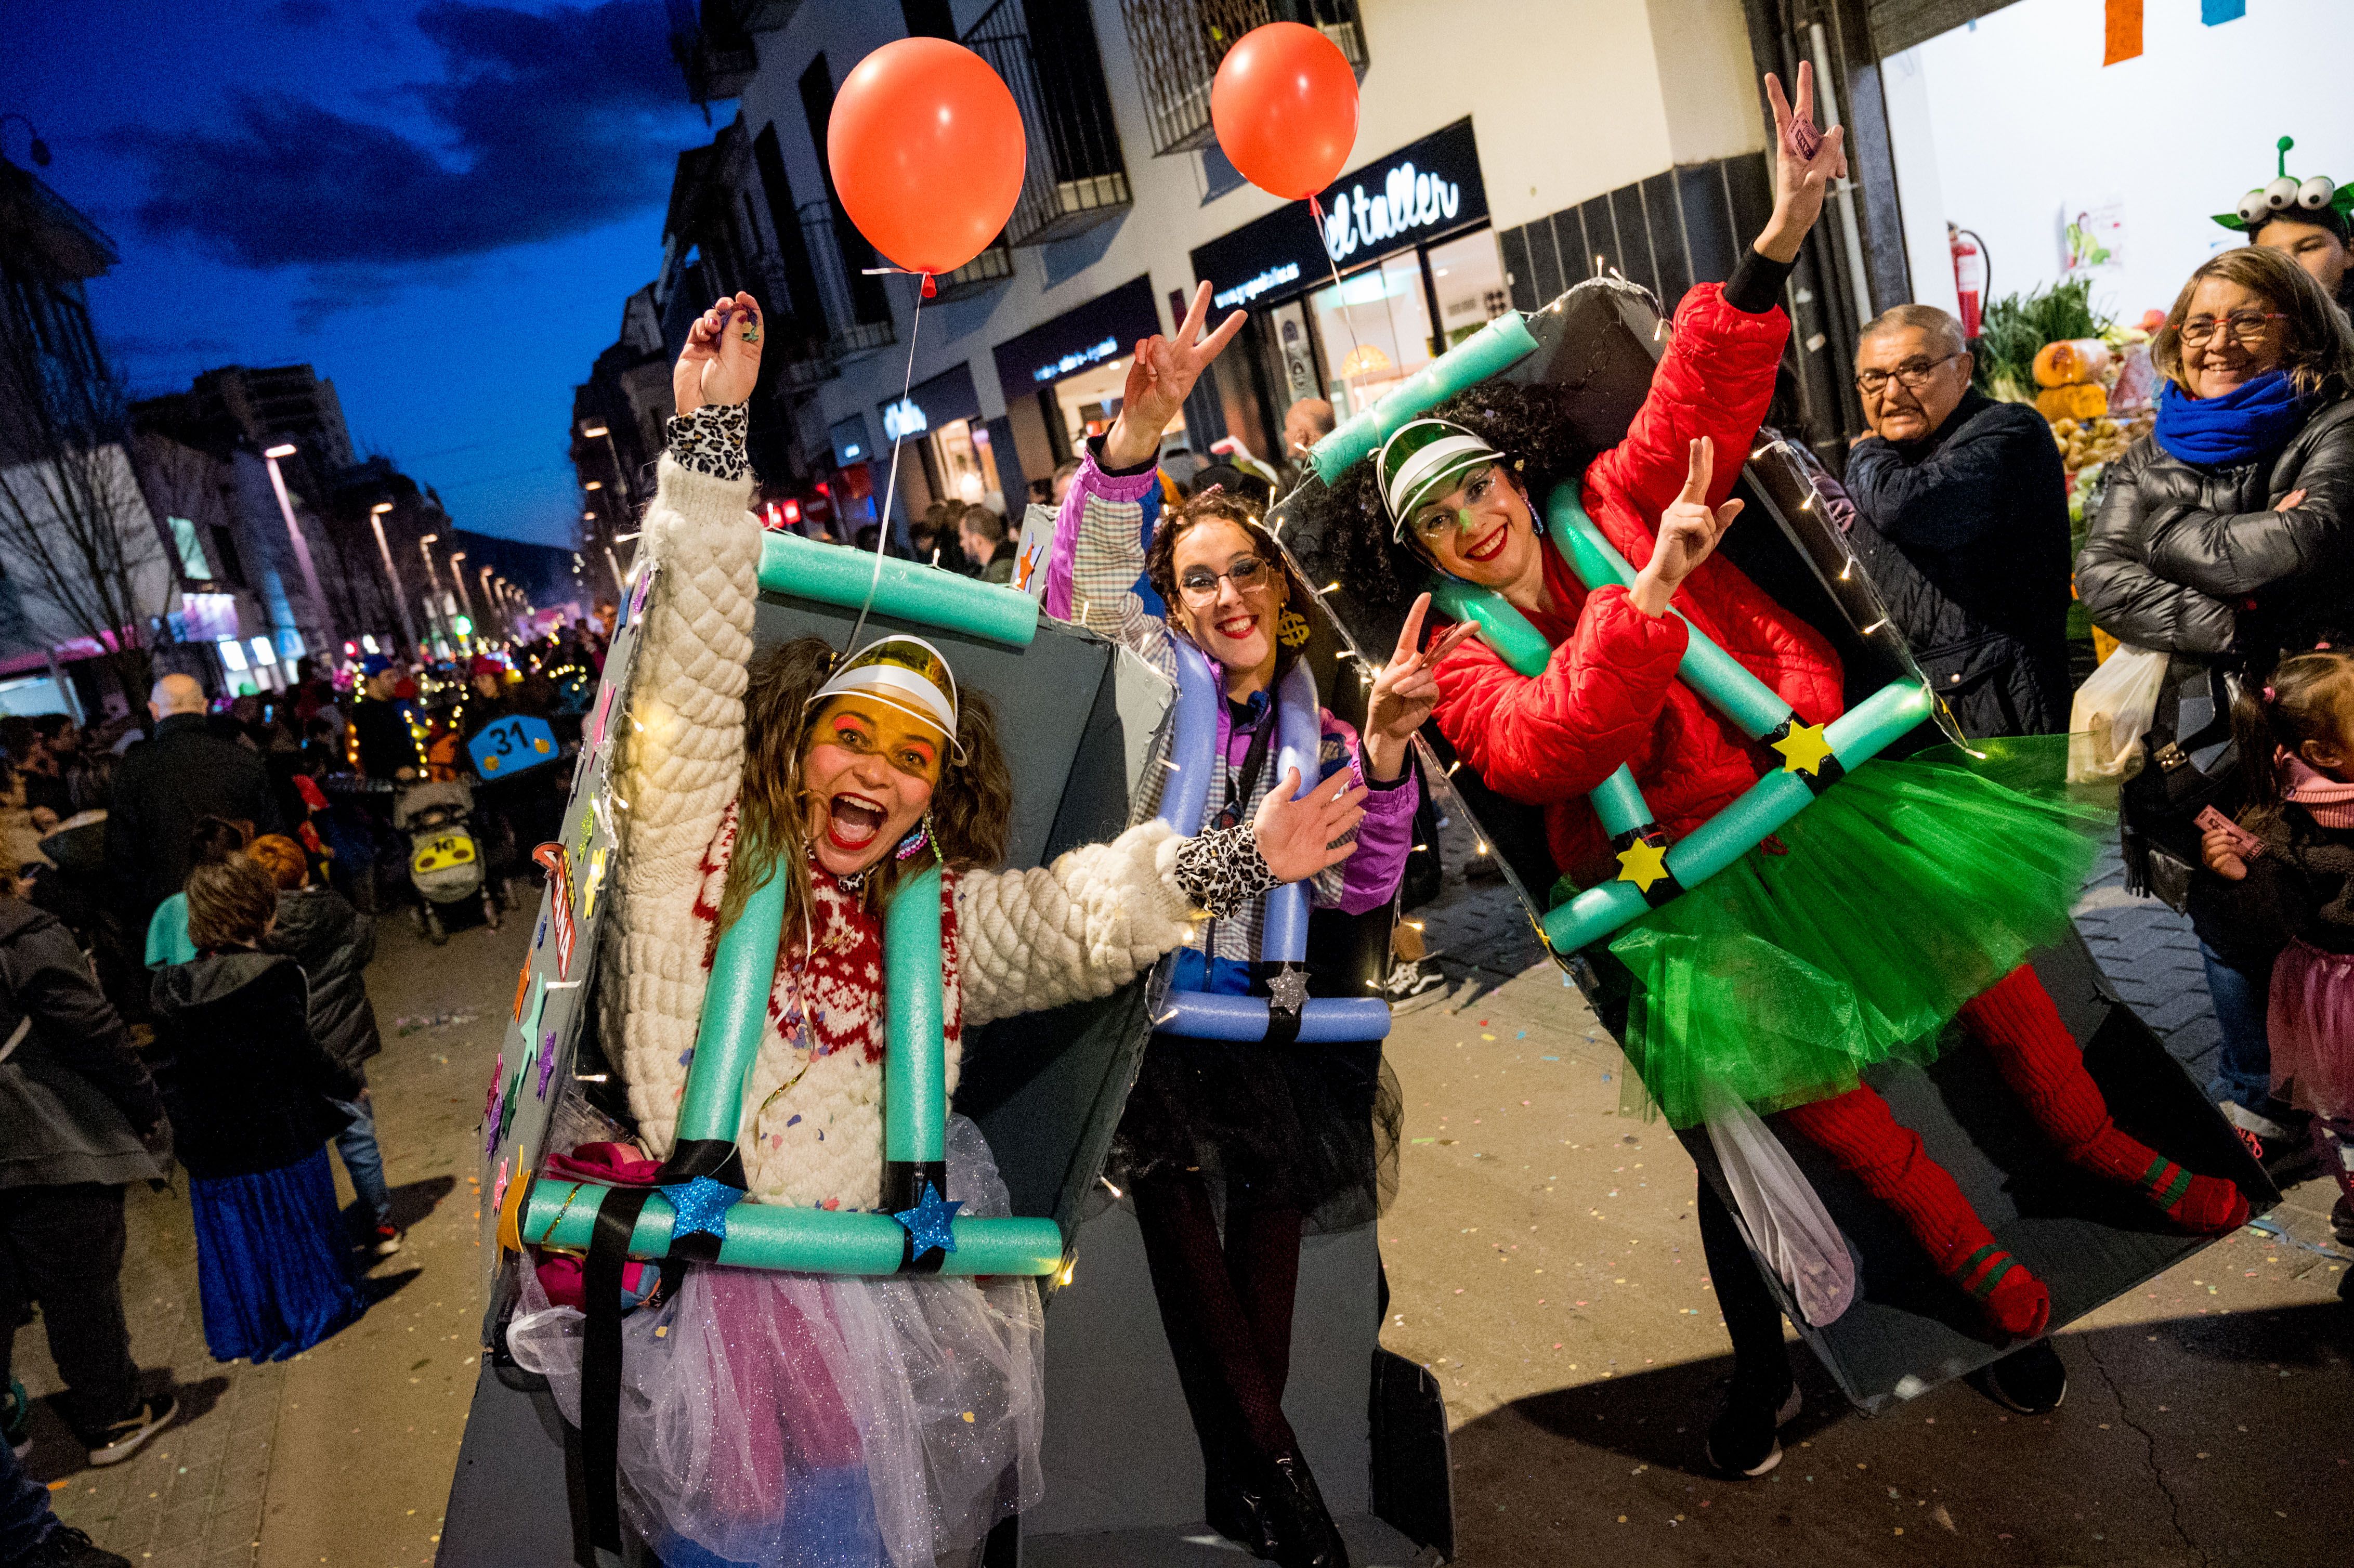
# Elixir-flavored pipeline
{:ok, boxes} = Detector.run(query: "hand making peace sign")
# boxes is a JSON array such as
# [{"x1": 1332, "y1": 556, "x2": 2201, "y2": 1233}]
[
  {"x1": 1103, "y1": 280, "x2": 1247, "y2": 470},
  {"x1": 1756, "y1": 62, "x2": 1849, "y2": 264},
  {"x1": 1361, "y1": 592, "x2": 1482, "y2": 782},
  {"x1": 1629, "y1": 437, "x2": 1744, "y2": 618}
]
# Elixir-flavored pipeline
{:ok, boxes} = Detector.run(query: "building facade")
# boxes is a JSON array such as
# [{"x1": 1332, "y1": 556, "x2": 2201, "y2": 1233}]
[{"x1": 589, "y1": 0, "x2": 1804, "y2": 540}]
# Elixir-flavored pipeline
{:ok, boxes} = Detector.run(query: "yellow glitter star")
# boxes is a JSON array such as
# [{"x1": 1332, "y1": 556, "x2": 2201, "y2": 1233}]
[
  {"x1": 1771, "y1": 720, "x2": 1835, "y2": 776},
  {"x1": 1616, "y1": 837, "x2": 1671, "y2": 893}
]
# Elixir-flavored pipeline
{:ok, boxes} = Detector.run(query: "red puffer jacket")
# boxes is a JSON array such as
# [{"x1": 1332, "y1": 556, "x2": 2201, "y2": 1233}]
[{"x1": 1432, "y1": 283, "x2": 1846, "y2": 886}]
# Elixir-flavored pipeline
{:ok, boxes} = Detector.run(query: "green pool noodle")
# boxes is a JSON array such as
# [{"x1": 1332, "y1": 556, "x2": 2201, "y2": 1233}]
[
  {"x1": 760, "y1": 530, "x2": 1040, "y2": 649},
  {"x1": 1540, "y1": 679, "x2": 1934, "y2": 953},
  {"x1": 1310, "y1": 312, "x2": 1540, "y2": 484},
  {"x1": 671, "y1": 860, "x2": 790, "y2": 1146},
  {"x1": 1428, "y1": 577, "x2": 1552, "y2": 674},
  {"x1": 1587, "y1": 768, "x2": 1654, "y2": 840},
  {"x1": 1543, "y1": 486, "x2": 1792, "y2": 740},
  {"x1": 884, "y1": 864, "x2": 947, "y2": 1165},
  {"x1": 521, "y1": 1180, "x2": 1062, "y2": 1275}
]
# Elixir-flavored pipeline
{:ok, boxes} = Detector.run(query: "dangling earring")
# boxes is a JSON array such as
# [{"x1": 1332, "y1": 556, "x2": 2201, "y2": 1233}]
[
  {"x1": 1276, "y1": 606, "x2": 1313, "y2": 648},
  {"x1": 1517, "y1": 458, "x2": 1546, "y2": 536},
  {"x1": 894, "y1": 811, "x2": 935, "y2": 863}
]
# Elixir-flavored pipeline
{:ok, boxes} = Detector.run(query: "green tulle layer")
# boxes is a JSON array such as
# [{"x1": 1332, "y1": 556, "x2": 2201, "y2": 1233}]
[{"x1": 1605, "y1": 736, "x2": 2108, "y2": 1129}]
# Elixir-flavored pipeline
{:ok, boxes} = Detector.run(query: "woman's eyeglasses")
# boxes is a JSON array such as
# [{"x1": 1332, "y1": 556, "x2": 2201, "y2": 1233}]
[
  {"x1": 1854, "y1": 353, "x2": 1961, "y2": 395},
  {"x1": 1177, "y1": 557, "x2": 1273, "y2": 602},
  {"x1": 2179, "y1": 310, "x2": 2287, "y2": 348}
]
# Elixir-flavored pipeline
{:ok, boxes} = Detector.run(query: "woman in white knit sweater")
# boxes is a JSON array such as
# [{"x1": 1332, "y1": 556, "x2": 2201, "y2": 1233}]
[{"x1": 519, "y1": 292, "x2": 1368, "y2": 1568}]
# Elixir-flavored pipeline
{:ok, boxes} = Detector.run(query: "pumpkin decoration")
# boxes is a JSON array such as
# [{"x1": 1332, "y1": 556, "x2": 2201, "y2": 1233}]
[
  {"x1": 2036, "y1": 382, "x2": 2110, "y2": 423},
  {"x1": 2033, "y1": 338, "x2": 2112, "y2": 389}
]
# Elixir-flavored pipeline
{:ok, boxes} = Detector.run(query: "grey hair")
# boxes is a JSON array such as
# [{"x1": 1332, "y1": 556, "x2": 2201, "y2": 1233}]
[{"x1": 1857, "y1": 303, "x2": 1967, "y2": 362}]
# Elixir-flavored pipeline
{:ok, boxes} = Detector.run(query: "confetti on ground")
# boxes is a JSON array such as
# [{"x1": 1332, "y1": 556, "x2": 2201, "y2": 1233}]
[{"x1": 395, "y1": 1010, "x2": 481, "y2": 1036}]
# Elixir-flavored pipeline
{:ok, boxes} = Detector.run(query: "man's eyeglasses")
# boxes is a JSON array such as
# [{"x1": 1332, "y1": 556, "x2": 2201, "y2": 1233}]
[
  {"x1": 1177, "y1": 557, "x2": 1273, "y2": 602},
  {"x1": 1854, "y1": 354, "x2": 1961, "y2": 396},
  {"x1": 2179, "y1": 310, "x2": 2287, "y2": 348}
]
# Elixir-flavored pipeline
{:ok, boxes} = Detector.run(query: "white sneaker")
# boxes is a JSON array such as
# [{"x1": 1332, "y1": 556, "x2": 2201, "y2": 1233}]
[{"x1": 87, "y1": 1393, "x2": 174, "y2": 1467}]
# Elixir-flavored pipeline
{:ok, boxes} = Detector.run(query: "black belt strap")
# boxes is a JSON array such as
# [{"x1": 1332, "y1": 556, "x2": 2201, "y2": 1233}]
[{"x1": 581, "y1": 1183, "x2": 655, "y2": 1552}]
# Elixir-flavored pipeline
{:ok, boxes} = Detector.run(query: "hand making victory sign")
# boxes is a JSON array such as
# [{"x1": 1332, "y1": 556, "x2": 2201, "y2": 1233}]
[
  {"x1": 1756, "y1": 60, "x2": 1848, "y2": 264},
  {"x1": 1630, "y1": 437, "x2": 1744, "y2": 617},
  {"x1": 673, "y1": 291, "x2": 765, "y2": 416},
  {"x1": 1103, "y1": 280, "x2": 1247, "y2": 471},
  {"x1": 1361, "y1": 593, "x2": 1481, "y2": 782}
]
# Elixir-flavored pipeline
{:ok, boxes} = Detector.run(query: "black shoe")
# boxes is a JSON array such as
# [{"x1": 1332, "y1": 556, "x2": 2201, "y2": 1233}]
[
  {"x1": 28, "y1": 1525, "x2": 134, "y2": 1568},
  {"x1": 1261, "y1": 1451, "x2": 1349, "y2": 1568},
  {"x1": 2331, "y1": 1195, "x2": 2354, "y2": 1248},
  {"x1": 1705, "y1": 1370, "x2": 1801, "y2": 1477},
  {"x1": 1972, "y1": 1339, "x2": 2067, "y2": 1414},
  {"x1": 1205, "y1": 1452, "x2": 1278, "y2": 1556},
  {"x1": 85, "y1": 1391, "x2": 174, "y2": 1468}
]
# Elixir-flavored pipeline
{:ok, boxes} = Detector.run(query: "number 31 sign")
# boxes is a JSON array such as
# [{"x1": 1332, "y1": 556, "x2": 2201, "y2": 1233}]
[{"x1": 468, "y1": 714, "x2": 559, "y2": 779}]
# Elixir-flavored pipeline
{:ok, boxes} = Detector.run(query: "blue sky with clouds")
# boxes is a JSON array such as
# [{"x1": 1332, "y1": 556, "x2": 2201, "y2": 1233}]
[{"x1": 3, "y1": 0, "x2": 712, "y2": 546}]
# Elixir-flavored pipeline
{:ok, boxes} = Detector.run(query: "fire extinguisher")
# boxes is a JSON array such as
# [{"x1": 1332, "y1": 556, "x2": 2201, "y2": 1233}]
[{"x1": 1949, "y1": 224, "x2": 1988, "y2": 339}]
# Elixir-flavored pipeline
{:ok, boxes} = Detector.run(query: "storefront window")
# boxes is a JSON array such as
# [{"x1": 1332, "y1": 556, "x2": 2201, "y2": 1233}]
[
  {"x1": 1426, "y1": 229, "x2": 1511, "y2": 348},
  {"x1": 929, "y1": 418, "x2": 1004, "y2": 516},
  {"x1": 1310, "y1": 253, "x2": 1430, "y2": 419}
]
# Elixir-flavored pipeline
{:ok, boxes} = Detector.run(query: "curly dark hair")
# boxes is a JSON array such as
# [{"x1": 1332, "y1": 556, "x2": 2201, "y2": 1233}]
[
  {"x1": 716, "y1": 636, "x2": 1013, "y2": 931},
  {"x1": 1288, "y1": 380, "x2": 1590, "y2": 612}
]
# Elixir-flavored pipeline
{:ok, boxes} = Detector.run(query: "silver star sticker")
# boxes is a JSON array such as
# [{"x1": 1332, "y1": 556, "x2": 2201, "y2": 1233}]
[{"x1": 1268, "y1": 966, "x2": 1309, "y2": 1013}]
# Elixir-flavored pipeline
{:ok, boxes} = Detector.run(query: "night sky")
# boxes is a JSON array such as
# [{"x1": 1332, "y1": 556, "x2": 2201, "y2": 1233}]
[{"x1": 3, "y1": 0, "x2": 713, "y2": 546}]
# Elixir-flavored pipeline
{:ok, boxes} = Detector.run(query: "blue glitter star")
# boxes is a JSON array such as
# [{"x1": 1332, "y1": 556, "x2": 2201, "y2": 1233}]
[
  {"x1": 661, "y1": 1176, "x2": 744, "y2": 1243},
  {"x1": 893, "y1": 1181, "x2": 963, "y2": 1258}
]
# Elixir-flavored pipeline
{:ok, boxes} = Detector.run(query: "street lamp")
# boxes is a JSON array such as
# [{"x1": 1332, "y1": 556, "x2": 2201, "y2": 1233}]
[
  {"x1": 261, "y1": 443, "x2": 332, "y2": 650},
  {"x1": 367, "y1": 501, "x2": 419, "y2": 655},
  {"x1": 581, "y1": 421, "x2": 627, "y2": 505},
  {"x1": 448, "y1": 552, "x2": 473, "y2": 620}
]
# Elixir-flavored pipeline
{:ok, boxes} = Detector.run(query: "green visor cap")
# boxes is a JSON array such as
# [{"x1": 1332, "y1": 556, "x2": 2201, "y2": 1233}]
[{"x1": 1377, "y1": 418, "x2": 1502, "y2": 539}]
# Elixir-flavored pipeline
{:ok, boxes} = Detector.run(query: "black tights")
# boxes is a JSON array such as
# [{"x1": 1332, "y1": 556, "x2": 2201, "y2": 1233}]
[
  {"x1": 1694, "y1": 1175, "x2": 1792, "y2": 1391},
  {"x1": 1131, "y1": 1170, "x2": 1306, "y2": 1465}
]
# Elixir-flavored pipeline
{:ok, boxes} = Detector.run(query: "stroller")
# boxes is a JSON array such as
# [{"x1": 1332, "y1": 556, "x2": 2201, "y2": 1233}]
[{"x1": 392, "y1": 778, "x2": 501, "y2": 944}]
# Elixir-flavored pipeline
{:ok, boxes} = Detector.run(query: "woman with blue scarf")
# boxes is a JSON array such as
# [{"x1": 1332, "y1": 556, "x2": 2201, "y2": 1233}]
[{"x1": 2078, "y1": 244, "x2": 2354, "y2": 1152}]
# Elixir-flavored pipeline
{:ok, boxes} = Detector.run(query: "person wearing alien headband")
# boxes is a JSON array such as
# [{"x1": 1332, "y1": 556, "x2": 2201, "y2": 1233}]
[
  {"x1": 509, "y1": 293, "x2": 1372, "y2": 1568},
  {"x1": 2219, "y1": 134, "x2": 2354, "y2": 312},
  {"x1": 1301, "y1": 66, "x2": 2255, "y2": 1479}
]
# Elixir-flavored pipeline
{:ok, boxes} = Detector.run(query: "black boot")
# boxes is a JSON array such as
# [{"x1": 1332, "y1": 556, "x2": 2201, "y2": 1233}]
[
  {"x1": 1205, "y1": 1449, "x2": 1279, "y2": 1556},
  {"x1": 1261, "y1": 1449, "x2": 1350, "y2": 1568}
]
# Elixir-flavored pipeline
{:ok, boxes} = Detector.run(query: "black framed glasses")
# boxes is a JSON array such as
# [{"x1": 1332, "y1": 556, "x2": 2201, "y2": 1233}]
[
  {"x1": 1855, "y1": 354, "x2": 1961, "y2": 395},
  {"x1": 1176, "y1": 557, "x2": 1273, "y2": 603}
]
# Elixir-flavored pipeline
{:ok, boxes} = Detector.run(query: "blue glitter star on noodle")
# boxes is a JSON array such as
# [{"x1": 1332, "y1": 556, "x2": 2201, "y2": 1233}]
[
  {"x1": 893, "y1": 1181, "x2": 963, "y2": 1257},
  {"x1": 660, "y1": 1176, "x2": 744, "y2": 1243}
]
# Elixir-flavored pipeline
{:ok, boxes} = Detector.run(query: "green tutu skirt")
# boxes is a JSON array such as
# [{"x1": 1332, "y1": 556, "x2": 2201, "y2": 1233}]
[{"x1": 1603, "y1": 737, "x2": 2108, "y2": 1129}]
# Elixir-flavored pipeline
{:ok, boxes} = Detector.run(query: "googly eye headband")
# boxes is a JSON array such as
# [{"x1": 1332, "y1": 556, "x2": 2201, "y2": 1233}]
[
  {"x1": 2216, "y1": 135, "x2": 2354, "y2": 236},
  {"x1": 1376, "y1": 418, "x2": 1504, "y2": 542}
]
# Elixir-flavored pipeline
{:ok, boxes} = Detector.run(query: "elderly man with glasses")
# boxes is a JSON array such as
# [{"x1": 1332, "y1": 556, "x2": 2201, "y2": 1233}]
[{"x1": 1842, "y1": 304, "x2": 2074, "y2": 737}]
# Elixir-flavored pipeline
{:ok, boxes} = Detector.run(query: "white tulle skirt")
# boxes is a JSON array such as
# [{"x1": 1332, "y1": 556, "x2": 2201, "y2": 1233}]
[{"x1": 508, "y1": 1117, "x2": 1046, "y2": 1568}]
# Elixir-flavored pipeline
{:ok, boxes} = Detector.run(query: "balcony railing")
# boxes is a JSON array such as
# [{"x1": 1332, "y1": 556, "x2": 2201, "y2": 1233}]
[
  {"x1": 931, "y1": 241, "x2": 1016, "y2": 302},
  {"x1": 797, "y1": 203, "x2": 897, "y2": 361},
  {"x1": 1118, "y1": 0, "x2": 1368, "y2": 156},
  {"x1": 963, "y1": 0, "x2": 1132, "y2": 247},
  {"x1": 668, "y1": 0, "x2": 757, "y2": 103}
]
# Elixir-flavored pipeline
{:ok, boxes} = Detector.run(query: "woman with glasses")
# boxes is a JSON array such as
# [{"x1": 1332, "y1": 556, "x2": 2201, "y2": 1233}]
[
  {"x1": 2077, "y1": 246, "x2": 2354, "y2": 1156},
  {"x1": 1840, "y1": 303, "x2": 2074, "y2": 737},
  {"x1": 1301, "y1": 65, "x2": 2252, "y2": 1476},
  {"x1": 1043, "y1": 281, "x2": 1429, "y2": 1567}
]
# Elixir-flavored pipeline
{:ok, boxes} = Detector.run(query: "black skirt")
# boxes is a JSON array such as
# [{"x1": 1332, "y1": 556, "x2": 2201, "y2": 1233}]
[{"x1": 1106, "y1": 1036, "x2": 1402, "y2": 1234}]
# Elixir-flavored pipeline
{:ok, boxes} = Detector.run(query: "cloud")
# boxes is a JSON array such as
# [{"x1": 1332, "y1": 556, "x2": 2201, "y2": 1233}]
[{"x1": 110, "y1": 0, "x2": 698, "y2": 269}]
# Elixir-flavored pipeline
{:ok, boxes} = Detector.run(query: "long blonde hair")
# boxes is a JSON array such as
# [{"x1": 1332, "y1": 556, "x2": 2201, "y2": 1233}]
[{"x1": 714, "y1": 637, "x2": 1014, "y2": 934}]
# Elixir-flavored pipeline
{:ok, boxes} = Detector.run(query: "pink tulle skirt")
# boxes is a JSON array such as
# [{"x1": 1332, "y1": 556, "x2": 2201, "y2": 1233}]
[{"x1": 2268, "y1": 940, "x2": 2354, "y2": 1122}]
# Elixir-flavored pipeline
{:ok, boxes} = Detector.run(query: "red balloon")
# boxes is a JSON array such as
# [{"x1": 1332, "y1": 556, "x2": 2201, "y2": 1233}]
[
  {"x1": 1210, "y1": 22, "x2": 1358, "y2": 201},
  {"x1": 827, "y1": 38, "x2": 1026, "y2": 276}
]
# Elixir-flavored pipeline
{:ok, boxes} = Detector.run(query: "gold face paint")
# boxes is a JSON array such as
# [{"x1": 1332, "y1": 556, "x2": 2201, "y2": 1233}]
[{"x1": 809, "y1": 695, "x2": 945, "y2": 783}]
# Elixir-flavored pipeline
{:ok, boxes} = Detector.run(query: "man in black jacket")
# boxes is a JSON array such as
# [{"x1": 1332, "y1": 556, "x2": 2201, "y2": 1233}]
[
  {"x1": 102, "y1": 675, "x2": 282, "y2": 929},
  {"x1": 1843, "y1": 305, "x2": 2075, "y2": 736}
]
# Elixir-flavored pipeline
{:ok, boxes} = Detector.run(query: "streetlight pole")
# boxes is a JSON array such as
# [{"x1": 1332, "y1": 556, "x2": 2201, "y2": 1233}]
[
  {"x1": 262, "y1": 443, "x2": 333, "y2": 654},
  {"x1": 368, "y1": 501, "x2": 420, "y2": 656},
  {"x1": 580, "y1": 422, "x2": 627, "y2": 504}
]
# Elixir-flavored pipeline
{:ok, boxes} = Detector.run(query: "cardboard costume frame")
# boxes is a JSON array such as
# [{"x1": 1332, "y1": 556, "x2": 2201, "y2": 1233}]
[{"x1": 1274, "y1": 279, "x2": 2277, "y2": 1413}]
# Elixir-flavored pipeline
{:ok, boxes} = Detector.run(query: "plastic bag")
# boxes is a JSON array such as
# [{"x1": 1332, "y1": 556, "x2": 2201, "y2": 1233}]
[
  {"x1": 2068, "y1": 643, "x2": 2168, "y2": 783},
  {"x1": 1702, "y1": 1088, "x2": 1854, "y2": 1328}
]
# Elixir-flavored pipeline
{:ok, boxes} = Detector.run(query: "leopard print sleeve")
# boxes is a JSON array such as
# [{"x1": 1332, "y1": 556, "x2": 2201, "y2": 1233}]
[
  {"x1": 1172, "y1": 824, "x2": 1281, "y2": 918},
  {"x1": 664, "y1": 402, "x2": 751, "y2": 482}
]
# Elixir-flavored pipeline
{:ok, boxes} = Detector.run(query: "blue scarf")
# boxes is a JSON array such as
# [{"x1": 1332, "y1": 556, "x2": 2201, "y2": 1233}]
[{"x1": 2153, "y1": 370, "x2": 2308, "y2": 466}]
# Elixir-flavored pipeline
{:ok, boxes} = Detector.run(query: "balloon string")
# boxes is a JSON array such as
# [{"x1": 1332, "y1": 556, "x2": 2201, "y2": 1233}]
[
  {"x1": 1308, "y1": 195, "x2": 1366, "y2": 404},
  {"x1": 846, "y1": 273, "x2": 928, "y2": 659}
]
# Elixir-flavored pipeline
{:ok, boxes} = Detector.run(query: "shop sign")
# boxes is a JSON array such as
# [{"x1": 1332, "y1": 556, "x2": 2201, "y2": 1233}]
[
  {"x1": 989, "y1": 275, "x2": 1162, "y2": 403},
  {"x1": 877, "y1": 362, "x2": 982, "y2": 446},
  {"x1": 1191, "y1": 119, "x2": 1488, "y2": 311},
  {"x1": 882, "y1": 398, "x2": 929, "y2": 441}
]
